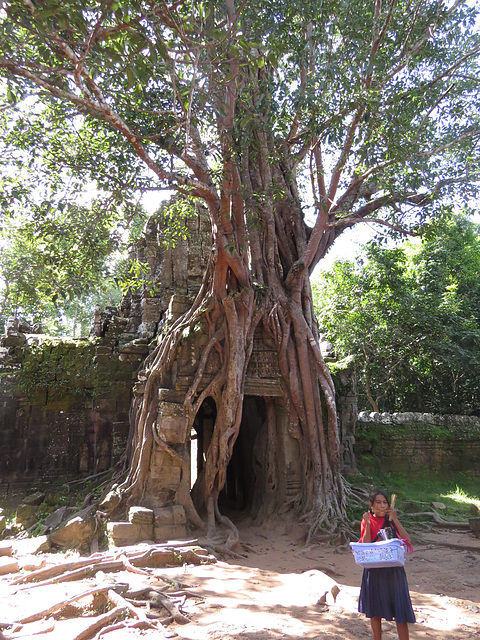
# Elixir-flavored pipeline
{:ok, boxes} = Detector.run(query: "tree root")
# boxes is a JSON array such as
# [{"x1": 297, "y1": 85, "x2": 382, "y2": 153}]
[
  {"x1": 2, "y1": 545, "x2": 205, "y2": 640},
  {"x1": 405, "y1": 511, "x2": 471, "y2": 529},
  {"x1": 148, "y1": 591, "x2": 190, "y2": 624},
  {"x1": 72, "y1": 606, "x2": 127, "y2": 640},
  {"x1": 17, "y1": 586, "x2": 112, "y2": 624},
  {"x1": 214, "y1": 502, "x2": 240, "y2": 551},
  {"x1": 93, "y1": 620, "x2": 158, "y2": 639},
  {"x1": 12, "y1": 544, "x2": 215, "y2": 589},
  {"x1": 415, "y1": 537, "x2": 480, "y2": 553},
  {"x1": 106, "y1": 589, "x2": 151, "y2": 624},
  {"x1": 121, "y1": 587, "x2": 192, "y2": 624}
]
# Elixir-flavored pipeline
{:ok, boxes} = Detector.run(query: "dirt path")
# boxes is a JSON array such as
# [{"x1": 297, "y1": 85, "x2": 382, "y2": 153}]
[{"x1": 0, "y1": 519, "x2": 479, "y2": 639}]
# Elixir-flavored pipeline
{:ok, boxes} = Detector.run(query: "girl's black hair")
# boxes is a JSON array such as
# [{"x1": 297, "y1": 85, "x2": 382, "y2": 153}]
[{"x1": 368, "y1": 489, "x2": 390, "y2": 514}]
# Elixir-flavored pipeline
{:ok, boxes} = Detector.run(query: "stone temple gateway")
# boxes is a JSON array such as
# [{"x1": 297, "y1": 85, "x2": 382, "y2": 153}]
[
  {"x1": 113, "y1": 202, "x2": 317, "y2": 522},
  {"x1": 0, "y1": 201, "x2": 357, "y2": 542}
]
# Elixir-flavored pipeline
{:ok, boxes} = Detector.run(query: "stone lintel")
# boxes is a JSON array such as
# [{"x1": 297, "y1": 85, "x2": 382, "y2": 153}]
[
  {"x1": 244, "y1": 377, "x2": 283, "y2": 397},
  {"x1": 174, "y1": 375, "x2": 283, "y2": 397}
]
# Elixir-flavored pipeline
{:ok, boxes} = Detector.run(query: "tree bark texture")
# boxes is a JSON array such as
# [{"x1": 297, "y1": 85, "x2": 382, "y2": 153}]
[{"x1": 117, "y1": 139, "x2": 346, "y2": 539}]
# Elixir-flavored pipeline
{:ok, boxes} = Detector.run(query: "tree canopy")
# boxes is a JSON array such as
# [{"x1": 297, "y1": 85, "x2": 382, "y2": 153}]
[
  {"x1": 0, "y1": 1, "x2": 479, "y2": 247},
  {"x1": 0, "y1": 196, "x2": 151, "y2": 336},
  {"x1": 313, "y1": 211, "x2": 480, "y2": 415},
  {"x1": 0, "y1": 0, "x2": 480, "y2": 539}
]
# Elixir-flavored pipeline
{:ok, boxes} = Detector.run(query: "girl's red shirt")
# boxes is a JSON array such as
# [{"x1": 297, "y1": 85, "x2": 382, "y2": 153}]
[{"x1": 360, "y1": 513, "x2": 387, "y2": 542}]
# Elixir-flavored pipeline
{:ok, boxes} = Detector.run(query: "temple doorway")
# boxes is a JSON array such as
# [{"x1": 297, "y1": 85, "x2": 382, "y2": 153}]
[
  {"x1": 219, "y1": 396, "x2": 266, "y2": 514},
  {"x1": 191, "y1": 395, "x2": 267, "y2": 517}
]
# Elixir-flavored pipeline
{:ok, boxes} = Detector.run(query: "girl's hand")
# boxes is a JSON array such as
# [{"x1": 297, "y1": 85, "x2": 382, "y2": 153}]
[
  {"x1": 388, "y1": 507, "x2": 399, "y2": 523},
  {"x1": 361, "y1": 512, "x2": 371, "y2": 542}
]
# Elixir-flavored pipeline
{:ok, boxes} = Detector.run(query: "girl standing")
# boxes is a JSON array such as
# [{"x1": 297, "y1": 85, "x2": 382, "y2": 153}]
[{"x1": 359, "y1": 489, "x2": 416, "y2": 640}]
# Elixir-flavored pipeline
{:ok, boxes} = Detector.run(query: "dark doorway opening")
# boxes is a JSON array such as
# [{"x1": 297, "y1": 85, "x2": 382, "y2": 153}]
[
  {"x1": 191, "y1": 395, "x2": 268, "y2": 518},
  {"x1": 219, "y1": 396, "x2": 266, "y2": 514}
]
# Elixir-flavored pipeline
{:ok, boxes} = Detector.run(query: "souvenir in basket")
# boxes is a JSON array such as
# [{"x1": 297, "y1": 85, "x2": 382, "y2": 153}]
[{"x1": 350, "y1": 539, "x2": 405, "y2": 568}]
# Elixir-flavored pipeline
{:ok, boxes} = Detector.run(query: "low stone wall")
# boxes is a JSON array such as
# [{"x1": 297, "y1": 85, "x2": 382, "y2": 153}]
[
  {"x1": 0, "y1": 335, "x2": 147, "y2": 489},
  {"x1": 354, "y1": 411, "x2": 480, "y2": 476}
]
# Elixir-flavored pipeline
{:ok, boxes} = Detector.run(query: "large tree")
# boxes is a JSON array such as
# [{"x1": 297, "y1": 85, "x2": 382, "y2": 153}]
[{"x1": 0, "y1": 0, "x2": 479, "y2": 538}]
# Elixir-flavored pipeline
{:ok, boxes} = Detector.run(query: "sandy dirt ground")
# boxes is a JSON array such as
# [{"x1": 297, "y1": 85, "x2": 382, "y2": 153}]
[{"x1": 0, "y1": 518, "x2": 479, "y2": 639}]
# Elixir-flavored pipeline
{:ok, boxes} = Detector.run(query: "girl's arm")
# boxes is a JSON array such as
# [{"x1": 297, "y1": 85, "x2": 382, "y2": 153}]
[
  {"x1": 389, "y1": 508, "x2": 410, "y2": 541},
  {"x1": 360, "y1": 512, "x2": 372, "y2": 542}
]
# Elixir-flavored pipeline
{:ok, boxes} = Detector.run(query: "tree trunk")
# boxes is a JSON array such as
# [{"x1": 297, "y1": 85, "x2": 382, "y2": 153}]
[
  {"x1": 117, "y1": 60, "x2": 347, "y2": 539},
  {"x1": 116, "y1": 185, "x2": 347, "y2": 542}
]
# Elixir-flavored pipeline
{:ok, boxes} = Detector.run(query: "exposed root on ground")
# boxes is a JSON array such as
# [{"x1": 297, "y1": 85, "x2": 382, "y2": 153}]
[{"x1": 1, "y1": 541, "x2": 215, "y2": 640}]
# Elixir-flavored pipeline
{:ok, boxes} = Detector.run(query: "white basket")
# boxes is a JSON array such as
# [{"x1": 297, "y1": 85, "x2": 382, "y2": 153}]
[{"x1": 350, "y1": 539, "x2": 405, "y2": 568}]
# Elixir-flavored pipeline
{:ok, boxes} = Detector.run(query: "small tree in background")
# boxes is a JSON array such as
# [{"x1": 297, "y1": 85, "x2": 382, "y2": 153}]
[
  {"x1": 313, "y1": 211, "x2": 480, "y2": 415},
  {"x1": 0, "y1": 201, "x2": 143, "y2": 336}
]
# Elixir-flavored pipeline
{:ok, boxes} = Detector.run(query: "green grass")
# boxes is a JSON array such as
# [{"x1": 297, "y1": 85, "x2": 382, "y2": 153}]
[
  {"x1": 346, "y1": 471, "x2": 480, "y2": 522},
  {"x1": 441, "y1": 485, "x2": 480, "y2": 511}
]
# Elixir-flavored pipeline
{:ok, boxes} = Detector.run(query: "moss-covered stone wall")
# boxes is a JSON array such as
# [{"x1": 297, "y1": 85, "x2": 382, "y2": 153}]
[
  {"x1": 354, "y1": 411, "x2": 480, "y2": 476},
  {"x1": 0, "y1": 335, "x2": 147, "y2": 489}
]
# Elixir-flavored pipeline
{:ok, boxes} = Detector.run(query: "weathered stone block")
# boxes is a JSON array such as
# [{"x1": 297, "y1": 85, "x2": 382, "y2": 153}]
[
  {"x1": 43, "y1": 506, "x2": 74, "y2": 531},
  {"x1": 118, "y1": 342, "x2": 150, "y2": 356},
  {"x1": 100, "y1": 489, "x2": 122, "y2": 514},
  {"x1": 129, "y1": 506, "x2": 154, "y2": 525},
  {"x1": 140, "y1": 297, "x2": 161, "y2": 322},
  {"x1": 469, "y1": 517, "x2": 480, "y2": 534},
  {"x1": 158, "y1": 388, "x2": 185, "y2": 404},
  {"x1": 244, "y1": 377, "x2": 283, "y2": 396},
  {"x1": 154, "y1": 525, "x2": 186, "y2": 542},
  {"x1": 16, "y1": 503, "x2": 40, "y2": 529},
  {"x1": 149, "y1": 450, "x2": 182, "y2": 488},
  {"x1": 165, "y1": 294, "x2": 190, "y2": 323},
  {"x1": 156, "y1": 402, "x2": 189, "y2": 444},
  {"x1": 107, "y1": 521, "x2": 153, "y2": 546},
  {"x1": 23, "y1": 492, "x2": 46, "y2": 506},
  {"x1": 49, "y1": 516, "x2": 96, "y2": 549},
  {"x1": 153, "y1": 505, "x2": 186, "y2": 527}
]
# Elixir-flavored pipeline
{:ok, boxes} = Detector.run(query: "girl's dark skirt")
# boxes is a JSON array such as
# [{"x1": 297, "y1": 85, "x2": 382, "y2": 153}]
[{"x1": 358, "y1": 566, "x2": 416, "y2": 624}]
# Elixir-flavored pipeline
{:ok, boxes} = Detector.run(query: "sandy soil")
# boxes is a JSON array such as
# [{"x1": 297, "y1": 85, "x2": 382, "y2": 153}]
[{"x1": 0, "y1": 518, "x2": 479, "y2": 639}]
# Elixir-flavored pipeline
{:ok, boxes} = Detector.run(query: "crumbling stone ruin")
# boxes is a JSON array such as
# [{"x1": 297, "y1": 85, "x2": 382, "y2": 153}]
[{"x1": 0, "y1": 200, "x2": 358, "y2": 545}]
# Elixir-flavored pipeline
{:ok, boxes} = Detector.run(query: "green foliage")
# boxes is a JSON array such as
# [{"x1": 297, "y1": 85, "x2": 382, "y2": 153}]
[
  {"x1": 0, "y1": 0, "x2": 478, "y2": 239},
  {"x1": 313, "y1": 211, "x2": 480, "y2": 414},
  {"x1": 0, "y1": 1, "x2": 479, "y2": 343},
  {"x1": 160, "y1": 197, "x2": 197, "y2": 249},
  {"x1": 347, "y1": 472, "x2": 480, "y2": 523},
  {"x1": 0, "y1": 202, "x2": 128, "y2": 335}
]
